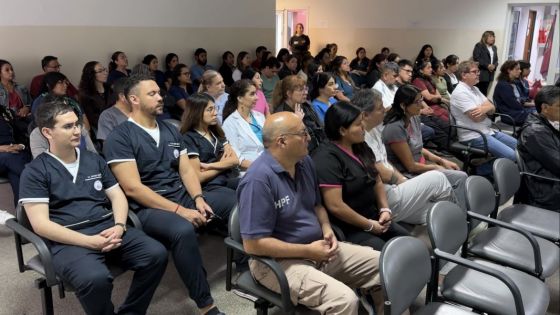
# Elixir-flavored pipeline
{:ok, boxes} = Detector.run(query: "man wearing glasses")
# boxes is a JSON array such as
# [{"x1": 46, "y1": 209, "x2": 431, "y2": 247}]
[
  {"x1": 29, "y1": 56, "x2": 79, "y2": 99},
  {"x1": 238, "y1": 112, "x2": 382, "y2": 315},
  {"x1": 450, "y1": 60, "x2": 517, "y2": 175}
]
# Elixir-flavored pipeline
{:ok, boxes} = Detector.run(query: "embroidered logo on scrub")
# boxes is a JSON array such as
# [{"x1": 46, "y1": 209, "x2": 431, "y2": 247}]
[
  {"x1": 168, "y1": 142, "x2": 181, "y2": 158},
  {"x1": 94, "y1": 180, "x2": 103, "y2": 191}
]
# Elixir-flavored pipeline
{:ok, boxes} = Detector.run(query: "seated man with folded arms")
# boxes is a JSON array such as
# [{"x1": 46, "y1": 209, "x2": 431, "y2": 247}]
[
  {"x1": 19, "y1": 99, "x2": 168, "y2": 314},
  {"x1": 103, "y1": 75, "x2": 226, "y2": 315},
  {"x1": 238, "y1": 112, "x2": 381, "y2": 315},
  {"x1": 352, "y1": 89, "x2": 456, "y2": 224}
]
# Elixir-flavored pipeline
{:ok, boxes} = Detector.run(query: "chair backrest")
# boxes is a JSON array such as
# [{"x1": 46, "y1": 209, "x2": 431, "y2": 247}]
[
  {"x1": 427, "y1": 201, "x2": 467, "y2": 254},
  {"x1": 465, "y1": 176, "x2": 496, "y2": 217},
  {"x1": 228, "y1": 205, "x2": 241, "y2": 243},
  {"x1": 380, "y1": 236, "x2": 431, "y2": 315},
  {"x1": 493, "y1": 158, "x2": 520, "y2": 206},
  {"x1": 515, "y1": 150, "x2": 527, "y2": 172},
  {"x1": 164, "y1": 119, "x2": 182, "y2": 131},
  {"x1": 16, "y1": 204, "x2": 33, "y2": 245}
]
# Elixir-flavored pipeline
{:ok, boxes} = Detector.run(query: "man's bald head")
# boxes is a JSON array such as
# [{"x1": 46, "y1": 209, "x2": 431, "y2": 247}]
[{"x1": 263, "y1": 112, "x2": 301, "y2": 147}]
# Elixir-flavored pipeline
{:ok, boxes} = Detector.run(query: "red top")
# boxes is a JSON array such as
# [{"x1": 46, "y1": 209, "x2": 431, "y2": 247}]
[
  {"x1": 30, "y1": 73, "x2": 78, "y2": 99},
  {"x1": 8, "y1": 90, "x2": 24, "y2": 111}
]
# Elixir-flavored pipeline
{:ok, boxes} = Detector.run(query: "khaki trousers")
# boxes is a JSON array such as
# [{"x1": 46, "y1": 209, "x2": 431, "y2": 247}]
[{"x1": 249, "y1": 242, "x2": 380, "y2": 315}]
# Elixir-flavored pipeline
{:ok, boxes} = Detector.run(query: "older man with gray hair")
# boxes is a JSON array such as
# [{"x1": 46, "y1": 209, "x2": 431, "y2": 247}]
[{"x1": 372, "y1": 62, "x2": 399, "y2": 110}]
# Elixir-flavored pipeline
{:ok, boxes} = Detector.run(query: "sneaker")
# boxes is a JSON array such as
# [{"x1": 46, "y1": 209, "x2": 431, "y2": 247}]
[
  {"x1": 0, "y1": 210, "x2": 15, "y2": 225},
  {"x1": 205, "y1": 306, "x2": 226, "y2": 315},
  {"x1": 231, "y1": 288, "x2": 259, "y2": 302}
]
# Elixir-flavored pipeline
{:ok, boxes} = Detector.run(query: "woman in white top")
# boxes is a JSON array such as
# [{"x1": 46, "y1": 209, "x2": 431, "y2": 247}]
[
  {"x1": 232, "y1": 51, "x2": 251, "y2": 82},
  {"x1": 198, "y1": 70, "x2": 228, "y2": 123},
  {"x1": 221, "y1": 79, "x2": 265, "y2": 170},
  {"x1": 443, "y1": 54, "x2": 459, "y2": 93}
]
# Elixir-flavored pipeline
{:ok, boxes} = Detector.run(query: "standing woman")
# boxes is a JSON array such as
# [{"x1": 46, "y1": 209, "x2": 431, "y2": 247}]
[
  {"x1": 198, "y1": 70, "x2": 228, "y2": 123},
  {"x1": 221, "y1": 79, "x2": 265, "y2": 170},
  {"x1": 79, "y1": 61, "x2": 110, "y2": 131},
  {"x1": 272, "y1": 75, "x2": 326, "y2": 154},
  {"x1": 107, "y1": 51, "x2": 130, "y2": 87},
  {"x1": 473, "y1": 30, "x2": 498, "y2": 96},
  {"x1": 241, "y1": 68, "x2": 270, "y2": 117},
  {"x1": 232, "y1": 51, "x2": 252, "y2": 82},
  {"x1": 289, "y1": 23, "x2": 311, "y2": 61},
  {"x1": 312, "y1": 101, "x2": 409, "y2": 250},
  {"x1": 331, "y1": 56, "x2": 356, "y2": 101},
  {"x1": 167, "y1": 63, "x2": 192, "y2": 120},
  {"x1": 142, "y1": 54, "x2": 167, "y2": 92},
  {"x1": 443, "y1": 54, "x2": 459, "y2": 93},
  {"x1": 0, "y1": 59, "x2": 31, "y2": 134}
]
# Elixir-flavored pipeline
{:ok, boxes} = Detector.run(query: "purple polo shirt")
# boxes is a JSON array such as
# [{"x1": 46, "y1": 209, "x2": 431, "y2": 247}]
[{"x1": 237, "y1": 151, "x2": 323, "y2": 244}]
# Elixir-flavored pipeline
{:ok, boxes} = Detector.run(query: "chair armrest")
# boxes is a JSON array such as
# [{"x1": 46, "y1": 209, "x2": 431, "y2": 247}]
[
  {"x1": 520, "y1": 172, "x2": 560, "y2": 183},
  {"x1": 224, "y1": 237, "x2": 294, "y2": 310},
  {"x1": 467, "y1": 211, "x2": 542, "y2": 276},
  {"x1": 492, "y1": 113, "x2": 517, "y2": 135},
  {"x1": 449, "y1": 124, "x2": 489, "y2": 157},
  {"x1": 434, "y1": 249, "x2": 525, "y2": 315},
  {"x1": 127, "y1": 211, "x2": 142, "y2": 229},
  {"x1": 5, "y1": 219, "x2": 59, "y2": 287}
]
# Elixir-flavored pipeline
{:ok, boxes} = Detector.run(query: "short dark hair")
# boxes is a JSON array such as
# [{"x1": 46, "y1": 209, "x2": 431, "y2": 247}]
[
  {"x1": 40, "y1": 72, "x2": 68, "y2": 94},
  {"x1": 112, "y1": 77, "x2": 128, "y2": 97},
  {"x1": 195, "y1": 48, "x2": 207, "y2": 56},
  {"x1": 256, "y1": 46, "x2": 267, "y2": 54},
  {"x1": 123, "y1": 74, "x2": 153, "y2": 100},
  {"x1": 518, "y1": 60, "x2": 531, "y2": 71},
  {"x1": 534, "y1": 85, "x2": 560, "y2": 113},
  {"x1": 397, "y1": 59, "x2": 414, "y2": 69},
  {"x1": 35, "y1": 96, "x2": 75, "y2": 130},
  {"x1": 263, "y1": 57, "x2": 281, "y2": 69},
  {"x1": 142, "y1": 54, "x2": 157, "y2": 66},
  {"x1": 41, "y1": 56, "x2": 58, "y2": 69}
]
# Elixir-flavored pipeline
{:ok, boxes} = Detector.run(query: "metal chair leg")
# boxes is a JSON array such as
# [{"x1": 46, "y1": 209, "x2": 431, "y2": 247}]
[{"x1": 35, "y1": 278, "x2": 54, "y2": 315}]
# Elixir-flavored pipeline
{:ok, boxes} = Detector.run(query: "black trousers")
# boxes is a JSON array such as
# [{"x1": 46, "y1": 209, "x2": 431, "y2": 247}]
[
  {"x1": 52, "y1": 222, "x2": 168, "y2": 315},
  {"x1": 420, "y1": 115, "x2": 450, "y2": 151},
  {"x1": 0, "y1": 150, "x2": 31, "y2": 206},
  {"x1": 345, "y1": 222, "x2": 411, "y2": 251}
]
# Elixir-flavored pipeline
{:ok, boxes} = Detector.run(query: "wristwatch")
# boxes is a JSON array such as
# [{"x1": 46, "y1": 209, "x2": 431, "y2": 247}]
[{"x1": 115, "y1": 223, "x2": 127, "y2": 233}]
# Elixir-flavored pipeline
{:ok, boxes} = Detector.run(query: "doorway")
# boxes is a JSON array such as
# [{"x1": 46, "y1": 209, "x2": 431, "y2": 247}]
[{"x1": 275, "y1": 9, "x2": 309, "y2": 55}]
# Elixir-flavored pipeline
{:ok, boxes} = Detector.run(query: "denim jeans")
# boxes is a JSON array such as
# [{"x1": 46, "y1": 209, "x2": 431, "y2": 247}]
[{"x1": 464, "y1": 131, "x2": 517, "y2": 175}]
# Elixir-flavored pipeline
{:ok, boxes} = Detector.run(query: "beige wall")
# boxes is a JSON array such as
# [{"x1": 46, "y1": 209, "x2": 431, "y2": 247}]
[
  {"x1": 1, "y1": 0, "x2": 275, "y2": 86},
  {"x1": 277, "y1": 0, "x2": 550, "y2": 64}
]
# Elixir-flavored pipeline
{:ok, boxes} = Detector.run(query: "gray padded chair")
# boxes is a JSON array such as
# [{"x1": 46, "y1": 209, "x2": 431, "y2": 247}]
[
  {"x1": 465, "y1": 176, "x2": 559, "y2": 278},
  {"x1": 224, "y1": 206, "x2": 295, "y2": 315},
  {"x1": 380, "y1": 236, "x2": 476, "y2": 315},
  {"x1": 493, "y1": 157, "x2": 560, "y2": 244},
  {"x1": 427, "y1": 201, "x2": 550, "y2": 315},
  {"x1": 5, "y1": 205, "x2": 142, "y2": 315},
  {"x1": 163, "y1": 118, "x2": 182, "y2": 131}
]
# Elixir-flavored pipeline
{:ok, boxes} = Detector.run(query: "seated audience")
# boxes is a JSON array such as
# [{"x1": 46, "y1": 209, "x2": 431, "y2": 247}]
[
  {"x1": 372, "y1": 62, "x2": 399, "y2": 110},
  {"x1": 29, "y1": 56, "x2": 78, "y2": 99},
  {"x1": 191, "y1": 48, "x2": 216, "y2": 92},
  {"x1": 97, "y1": 78, "x2": 131, "y2": 142},
  {"x1": 451, "y1": 60, "x2": 517, "y2": 175},
  {"x1": 167, "y1": 63, "x2": 192, "y2": 120},
  {"x1": 349, "y1": 47, "x2": 370, "y2": 87},
  {"x1": 353, "y1": 89, "x2": 456, "y2": 224},
  {"x1": 164, "y1": 53, "x2": 179, "y2": 88},
  {"x1": 414, "y1": 44, "x2": 438, "y2": 68},
  {"x1": 517, "y1": 86, "x2": 560, "y2": 210},
  {"x1": 382, "y1": 84, "x2": 467, "y2": 209},
  {"x1": 198, "y1": 70, "x2": 228, "y2": 123},
  {"x1": 260, "y1": 57, "x2": 281, "y2": 104},
  {"x1": 413, "y1": 60, "x2": 449, "y2": 122},
  {"x1": 180, "y1": 94, "x2": 239, "y2": 207},
  {"x1": 103, "y1": 75, "x2": 227, "y2": 315},
  {"x1": 331, "y1": 56, "x2": 356, "y2": 101},
  {"x1": 289, "y1": 23, "x2": 311, "y2": 61},
  {"x1": 327, "y1": 43, "x2": 338, "y2": 61},
  {"x1": 387, "y1": 53, "x2": 400, "y2": 63},
  {"x1": 276, "y1": 48, "x2": 290, "y2": 68},
  {"x1": 232, "y1": 51, "x2": 252, "y2": 82},
  {"x1": 0, "y1": 59, "x2": 32, "y2": 134},
  {"x1": 20, "y1": 99, "x2": 167, "y2": 315},
  {"x1": 313, "y1": 102, "x2": 410, "y2": 250},
  {"x1": 443, "y1": 54, "x2": 460, "y2": 93},
  {"x1": 221, "y1": 79, "x2": 265, "y2": 170},
  {"x1": 515, "y1": 60, "x2": 531, "y2": 102},
  {"x1": 433, "y1": 60, "x2": 451, "y2": 102},
  {"x1": 366, "y1": 53, "x2": 387, "y2": 88},
  {"x1": 278, "y1": 54, "x2": 298, "y2": 80},
  {"x1": 0, "y1": 105, "x2": 31, "y2": 207},
  {"x1": 314, "y1": 48, "x2": 331, "y2": 72},
  {"x1": 251, "y1": 46, "x2": 267, "y2": 71},
  {"x1": 241, "y1": 68, "x2": 270, "y2": 117},
  {"x1": 310, "y1": 72, "x2": 339, "y2": 122},
  {"x1": 238, "y1": 111, "x2": 382, "y2": 315},
  {"x1": 107, "y1": 51, "x2": 130, "y2": 87},
  {"x1": 381, "y1": 47, "x2": 390, "y2": 57},
  {"x1": 297, "y1": 55, "x2": 315, "y2": 82},
  {"x1": 218, "y1": 51, "x2": 235, "y2": 87},
  {"x1": 272, "y1": 75, "x2": 326, "y2": 154},
  {"x1": 79, "y1": 61, "x2": 110, "y2": 132},
  {"x1": 142, "y1": 54, "x2": 166, "y2": 92},
  {"x1": 493, "y1": 60, "x2": 536, "y2": 126}
]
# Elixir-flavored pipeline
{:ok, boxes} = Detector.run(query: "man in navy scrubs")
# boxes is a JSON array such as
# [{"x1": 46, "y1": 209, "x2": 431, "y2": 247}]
[
  {"x1": 19, "y1": 99, "x2": 168, "y2": 315},
  {"x1": 104, "y1": 75, "x2": 226, "y2": 315}
]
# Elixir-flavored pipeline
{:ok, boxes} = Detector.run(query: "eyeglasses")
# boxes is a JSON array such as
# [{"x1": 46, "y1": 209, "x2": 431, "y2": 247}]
[
  {"x1": 205, "y1": 106, "x2": 216, "y2": 113},
  {"x1": 47, "y1": 64, "x2": 61, "y2": 70},
  {"x1": 402, "y1": 68, "x2": 413, "y2": 74},
  {"x1": 468, "y1": 69, "x2": 480, "y2": 74},
  {"x1": 95, "y1": 67, "x2": 108, "y2": 73},
  {"x1": 280, "y1": 129, "x2": 309, "y2": 138}
]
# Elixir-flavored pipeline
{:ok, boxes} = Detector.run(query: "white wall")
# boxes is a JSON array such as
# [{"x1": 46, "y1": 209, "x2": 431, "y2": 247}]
[{"x1": 1, "y1": 0, "x2": 275, "y2": 85}]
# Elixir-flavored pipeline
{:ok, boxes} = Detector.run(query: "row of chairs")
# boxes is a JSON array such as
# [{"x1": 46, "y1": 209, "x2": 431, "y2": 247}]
[{"x1": 225, "y1": 158, "x2": 559, "y2": 314}]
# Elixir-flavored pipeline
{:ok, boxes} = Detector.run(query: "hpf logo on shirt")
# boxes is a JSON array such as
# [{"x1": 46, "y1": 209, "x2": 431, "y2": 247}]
[{"x1": 274, "y1": 195, "x2": 290, "y2": 209}]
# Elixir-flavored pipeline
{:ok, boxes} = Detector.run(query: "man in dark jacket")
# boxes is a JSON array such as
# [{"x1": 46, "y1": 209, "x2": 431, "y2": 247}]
[{"x1": 517, "y1": 85, "x2": 560, "y2": 210}]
